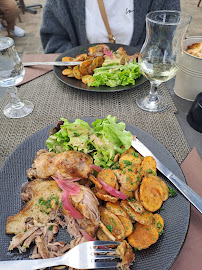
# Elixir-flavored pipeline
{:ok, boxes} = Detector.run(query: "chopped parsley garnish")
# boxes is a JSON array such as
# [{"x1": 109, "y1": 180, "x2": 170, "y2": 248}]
[
  {"x1": 122, "y1": 160, "x2": 132, "y2": 166},
  {"x1": 168, "y1": 187, "x2": 177, "y2": 197},
  {"x1": 106, "y1": 224, "x2": 113, "y2": 232},
  {"x1": 132, "y1": 152, "x2": 139, "y2": 157},
  {"x1": 146, "y1": 169, "x2": 156, "y2": 175}
]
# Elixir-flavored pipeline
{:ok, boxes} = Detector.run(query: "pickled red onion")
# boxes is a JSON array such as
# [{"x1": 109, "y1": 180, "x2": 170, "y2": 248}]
[
  {"x1": 62, "y1": 192, "x2": 83, "y2": 219},
  {"x1": 89, "y1": 164, "x2": 103, "y2": 172},
  {"x1": 80, "y1": 229, "x2": 96, "y2": 241},
  {"x1": 97, "y1": 178, "x2": 128, "y2": 200},
  {"x1": 103, "y1": 47, "x2": 113, "y2": 58},
  {"x1": 52, "y1": 174, "x2": 80, "y2": 195}
]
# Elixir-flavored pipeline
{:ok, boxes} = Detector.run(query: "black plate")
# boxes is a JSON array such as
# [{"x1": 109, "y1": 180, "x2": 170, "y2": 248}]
[
  {"x1": 0, "y1": 117, "x2": 190, "y2": 269},
  {"x1": 53, "y1": 43, "x2": 147, "y2": 92}
]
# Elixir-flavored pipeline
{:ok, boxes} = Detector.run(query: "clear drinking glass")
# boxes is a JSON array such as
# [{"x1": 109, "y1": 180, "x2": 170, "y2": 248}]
[
  {"x1": 136, "y1": 11, "x2": 192, "y2": 112},
  {"x1": 0, "y1": 37, "x2": 34, "y2": 118}
]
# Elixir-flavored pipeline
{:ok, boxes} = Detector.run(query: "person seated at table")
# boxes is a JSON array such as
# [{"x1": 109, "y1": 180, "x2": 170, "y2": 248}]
[
  {"x1": 0, "y1": 0, "x2": 25, "y2": 37},
  {"x1": 40, "y1": 0, "x2": 180, "y2": 54}
]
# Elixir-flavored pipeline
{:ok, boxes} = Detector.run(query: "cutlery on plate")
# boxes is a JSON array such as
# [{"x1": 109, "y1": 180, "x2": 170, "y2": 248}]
[
  {"x1": 23, "y1": 61, "x2": 82, "y2": 67},
  {"x1": 132, "y1": 137, "x2": 202, "y2": 214},
  {"x1": 0, "y1": 241, "x2": 121, "y2": 269}
]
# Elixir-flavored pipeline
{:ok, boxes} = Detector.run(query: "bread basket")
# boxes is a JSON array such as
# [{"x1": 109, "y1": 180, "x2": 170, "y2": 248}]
[{"x1": 174, "y1": 36, "x2": 202, "y2": 101}]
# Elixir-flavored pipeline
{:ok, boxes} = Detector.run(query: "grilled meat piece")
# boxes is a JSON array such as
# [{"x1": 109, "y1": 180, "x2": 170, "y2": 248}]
[{"x1": 27, "y1": 149, "x2": 101, "y2": 188}]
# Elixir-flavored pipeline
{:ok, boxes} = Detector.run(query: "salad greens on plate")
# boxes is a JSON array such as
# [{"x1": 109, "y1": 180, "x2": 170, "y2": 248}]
[
  {"x1": 88, "y1": 59, "x2": 142, "y2": 88},
  {"x1": 46, "y1": 115, "x2": 133, "y2": 168}
]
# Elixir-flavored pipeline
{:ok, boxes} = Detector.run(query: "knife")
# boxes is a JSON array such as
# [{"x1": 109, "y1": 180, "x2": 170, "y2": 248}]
[
  {"x1": 131, "y1": 137, "x2": 202, "y2": 214},
  {"x1": 23, "y1": 61, "x2": 82, "y2": 67}
]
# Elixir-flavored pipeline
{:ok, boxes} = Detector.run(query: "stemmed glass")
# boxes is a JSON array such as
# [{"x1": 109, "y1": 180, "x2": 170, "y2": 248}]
[
  {"x1": 136, "y1": 11, "x2": 192, "y2": 112},
  {"x1": 0, "y1": 37, "x2": 34, "y2": 118}
]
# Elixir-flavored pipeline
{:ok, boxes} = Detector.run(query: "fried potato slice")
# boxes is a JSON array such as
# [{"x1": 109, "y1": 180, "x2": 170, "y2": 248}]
[
  {"x1": 73, "y1": 65, "x2": 82, "y2": 80},
  {"x1": 74, "y1": 53, "x2": 88, "y2": 61},
  {"x1": 119, "y1": 216, "x2": 133, "y2": 237},
  {"x1": 96, "y1": 188, "x2": 118, "y2": 203},
  {"x1": 120, "y1": 200, "x2": 153, "y2": 225},
  {"x1": 62, "y1": 68, "x2": 74, "y2": 77},
  {"x1": 140, "y1": 176, "x2": 163, "y2": 212},
  {"x1": 128, "y1": 223, "x2": 159, "y2": 249},
  {"x1": 119, "y1": 153, "x2": 142, "y2": 170},
  {"x1": 128, "y1": 200, "x2": 145, "y2": 214},
  {"x1": 120, "y1": 186, "x2": 134, "y2": 198},
  {"x1": 97, "y1": 228, "x2": 111, "y2": 241},
  {"x1": 100, "y1": 208, "x2": 125, "y2": 241},
  {"x1": 79, "y1": 59, "x2": 93, "y2": 75},
  {"x1": 153, "y1": 213, "x2": 164, "y2": 234},
  {"x1": 148, "y1": 174, "x2": 169, "y2": 201},
  {"x1": 114, "y1": 169, "x2": 140, "y2": 192},
  {"x1": 98, "y1": 169, "x2": 117, "y2": 187},
  {"x1": 81, "y1": 75, "x2": 94, "y2": 85},
  {"x1": 99, "y1": 221, "x2": 116, "y2": 241},
  {"x1": 106, "y1": 201, "x2": 129, "y2": 217},
  {"x1": 141, "y1": 156, "x2": 157, "y2": 176},
  {"x1": 134, "y1": 188, "x2": 140, "y2": 202},
  {"x1": 62, "y1": 56, "x2": 74, "y2": 62}
]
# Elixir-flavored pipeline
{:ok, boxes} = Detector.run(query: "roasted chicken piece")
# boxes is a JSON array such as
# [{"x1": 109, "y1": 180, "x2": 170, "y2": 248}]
[{"x1": 27, "y1": 149, "x2": 101, "y2": 188}]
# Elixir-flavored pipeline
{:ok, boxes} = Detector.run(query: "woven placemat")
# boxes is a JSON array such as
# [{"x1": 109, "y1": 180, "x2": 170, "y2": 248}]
[{"x1": 0, "y1": 71, "x2": 190, "y2": 167}]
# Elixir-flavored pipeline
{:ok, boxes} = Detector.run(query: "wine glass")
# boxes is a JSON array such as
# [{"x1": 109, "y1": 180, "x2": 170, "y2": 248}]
[
  {"x1": 136, "y1": 11, "x2": 192, "y2": 112},
  {"x1": 0, "y1": 37, "x2": 34, "y2": 118}
]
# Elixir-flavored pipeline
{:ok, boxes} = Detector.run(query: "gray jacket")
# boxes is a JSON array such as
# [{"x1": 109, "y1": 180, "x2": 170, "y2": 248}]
[{"x1": 40, "y1": 0, "x2": 180, "y2": 53}]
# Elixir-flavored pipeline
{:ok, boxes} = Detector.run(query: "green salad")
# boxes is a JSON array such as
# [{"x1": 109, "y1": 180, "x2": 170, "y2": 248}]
[
  {"x1": 46, "y1": 115, "x2": 132, "y2": 168},
  {"x1": 88, "y1": 59, "x2": 142, "y2": 88}
]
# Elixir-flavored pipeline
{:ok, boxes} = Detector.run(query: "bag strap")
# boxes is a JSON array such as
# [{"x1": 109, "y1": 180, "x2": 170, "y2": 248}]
[{"x1": 97, "y1": 0, "x2": 116, "y2": 43}]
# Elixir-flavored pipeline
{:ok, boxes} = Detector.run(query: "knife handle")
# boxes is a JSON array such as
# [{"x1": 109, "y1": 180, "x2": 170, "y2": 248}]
[{"x1": 169, "y1": 173, "x2": 202, "y2": 213}]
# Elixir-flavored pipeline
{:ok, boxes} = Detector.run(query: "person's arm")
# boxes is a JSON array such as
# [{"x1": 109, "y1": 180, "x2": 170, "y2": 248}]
[{"x1": 40, "y1": 0, "x2": 79, "y2": 53}]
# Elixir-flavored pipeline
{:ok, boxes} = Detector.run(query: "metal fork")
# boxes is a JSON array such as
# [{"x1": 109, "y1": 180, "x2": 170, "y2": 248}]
[{"x1": 0, "y1": 241, "x2": 121, "y2": 270}]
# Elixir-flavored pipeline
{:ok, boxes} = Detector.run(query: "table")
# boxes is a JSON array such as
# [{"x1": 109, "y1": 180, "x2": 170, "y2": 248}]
[{"x1": 0, "y1": 64, "x2": 201, "y2": 270}]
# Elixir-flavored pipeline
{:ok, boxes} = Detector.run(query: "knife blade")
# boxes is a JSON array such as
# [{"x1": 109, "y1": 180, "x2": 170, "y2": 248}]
[
  {"x1": 131, "y1": 137, "x2": 202, "y2": 214},
  {"x1": 23, "y1": 61, "x2": 82, "y2": 67}
]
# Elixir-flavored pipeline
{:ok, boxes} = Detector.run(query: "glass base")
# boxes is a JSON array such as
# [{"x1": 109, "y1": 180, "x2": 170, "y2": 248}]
[
  {"x1": 136, "y1": 94, "x2": 168, "y2": 112},
  {"x1": 3, "y1": 100, "x2": 34, "y2": 118}
]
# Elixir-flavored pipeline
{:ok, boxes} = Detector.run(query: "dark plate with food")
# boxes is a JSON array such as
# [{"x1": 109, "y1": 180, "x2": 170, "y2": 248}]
[
  {"x1": 0, "y1": 117, "x2": 189, "y2": 270},
  {"x1": 53, "y1": 43, "x2": 147, "y2": 92}
]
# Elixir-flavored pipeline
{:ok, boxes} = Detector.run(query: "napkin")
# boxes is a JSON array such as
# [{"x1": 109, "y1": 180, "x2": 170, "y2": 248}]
[
  {"x1": 171, "y1": 147, "x2": 202, "y2": 270},
  {"x1": 17, "y1": 53, "x2": 60, "y2": 86}
]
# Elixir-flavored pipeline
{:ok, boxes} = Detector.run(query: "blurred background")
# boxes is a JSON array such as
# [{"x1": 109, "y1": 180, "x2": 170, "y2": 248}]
[{"x1": 0, "y1": 0, "x2": 201, "y2": 58}]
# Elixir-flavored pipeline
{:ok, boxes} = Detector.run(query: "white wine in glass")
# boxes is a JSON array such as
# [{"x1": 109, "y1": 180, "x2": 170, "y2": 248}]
[
  {"x1": 0, "y1": 37, "x2": 34, "y2": 118},
  {"x1": 136, "y1": 11, "x2": 192, "y2": 112}
]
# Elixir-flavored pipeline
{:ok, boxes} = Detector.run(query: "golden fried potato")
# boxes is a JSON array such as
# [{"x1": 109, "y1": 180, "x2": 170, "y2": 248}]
[
  {"x1": 73, "y1": 65, "x2": 82, "y2": 80},
  {"x1": 119, "y1": 216, "x2": 133, "y2": 237},
  {"x1": 128, "y1": 200, "x2": 145, "y2": 214},
  {"x1": 62, "y1": 56, "x2": 74, "y2": 62},
  {"x1": 106, "y1": 201, "x2": 129, "y2": 217},
  {"x1": 148, "y1": 174, "x2": 169, "y2": 201},
  {"x1": 62, "y1": 68, "x2": 74, "y2": 77},
  {"x1": 99, "y1": 221, "x2": 116, "y2": 241},
  {"x1": 100, "y1": 208, "x2": 125, "y2": 241},
  {"x1": 98, "y1": 169, "x2": 117, "y2": 187},
  {"x1": 120, "y1": 186, "x2": 134, "y2": 198},
  {"x1": 81, "y1": 75, "x2": 94, "y2": 85},
  {"x1": 134, "y1": 188, "x2": 140, "y2": 201},
  {"x1": 79, "y1": 59, "x2": 93, "y2": 75},
  {"x1": 95, "y1": 188, "x2": 118, "y2": 203},
  {"x1": 153, "y1": 213, "x2": 164, "y2": 234},
  {"x1": 141, "y1": 156, "x2": 157, "y2": 176},
  {"x1": 120, "y1": 200, "x2": 153, "y2": 225},
  {"x1": 119, "y1": 153, "x2": 142, "y2": 170},
  {"x1": 74, "y1": 53, "x2": 88, "y2": 61},
  {"x1": 114, "y1": 169, "x2": 140, "y2": 192},
  {"x1": 97, "y1": 228, "x2": 111, "y2": 241},
  {"x1": 140, "y1": 176, "x2": 163, "y2": 212},
  {"x1": 128, "y1": 223, "x2": 159, "y2": 249}
]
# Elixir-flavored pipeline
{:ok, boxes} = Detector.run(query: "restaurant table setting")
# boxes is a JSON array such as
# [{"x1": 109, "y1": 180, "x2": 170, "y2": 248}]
[{"x1": 0, "y1": 10, "x2": 202, "y2": 270}]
